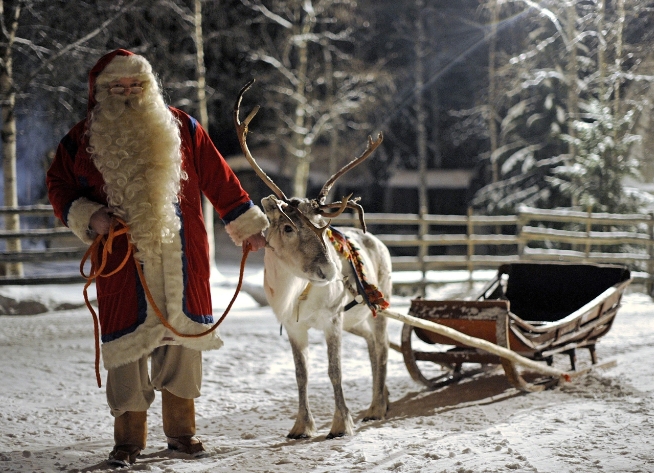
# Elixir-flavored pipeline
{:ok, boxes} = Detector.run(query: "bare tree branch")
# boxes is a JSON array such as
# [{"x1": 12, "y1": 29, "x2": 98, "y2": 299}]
[
  {"x1": 16, "y1": 0, "x2": 141, "y2": 95},
  {"x1": 241, "y1": 0, "x2": 293, "y2": 29},
  {"x1": 158, "y1": 0, "x2": 194, "y2": 25}
]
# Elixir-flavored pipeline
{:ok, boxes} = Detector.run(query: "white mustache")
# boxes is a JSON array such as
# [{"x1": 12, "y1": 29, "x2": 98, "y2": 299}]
[{"x1": 97, "y1": 95, "x2": 143, "y2": 121}]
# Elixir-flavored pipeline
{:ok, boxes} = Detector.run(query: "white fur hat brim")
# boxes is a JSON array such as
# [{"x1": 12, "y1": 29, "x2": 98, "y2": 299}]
[{"x1": 95, "y1": 54, "x2": 153, "y2": 85}]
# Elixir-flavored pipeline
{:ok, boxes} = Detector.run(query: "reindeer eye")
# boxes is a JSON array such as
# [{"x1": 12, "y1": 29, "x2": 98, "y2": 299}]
[{"x1": 283, "y1": 224, "x2": 294, "y2": 233}]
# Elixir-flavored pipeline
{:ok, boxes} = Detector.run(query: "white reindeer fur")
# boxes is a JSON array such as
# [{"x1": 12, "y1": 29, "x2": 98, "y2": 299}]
[{"x1": 262, "y1": 196, "x2": 392, "y2": 439}]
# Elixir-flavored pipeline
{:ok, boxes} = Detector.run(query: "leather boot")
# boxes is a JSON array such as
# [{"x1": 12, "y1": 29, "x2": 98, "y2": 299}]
[
  {"x1": 108, "y1": 411, "x2": 147, "y2": 466},
  {"x1": 162, "y1": 389, "x2": 205, "y2": 456}
]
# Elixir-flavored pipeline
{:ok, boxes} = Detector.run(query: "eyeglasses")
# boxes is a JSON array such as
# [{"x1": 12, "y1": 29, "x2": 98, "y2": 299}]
[{"x1": 109, "y1": 85, "x2": 144, "y2": 95}]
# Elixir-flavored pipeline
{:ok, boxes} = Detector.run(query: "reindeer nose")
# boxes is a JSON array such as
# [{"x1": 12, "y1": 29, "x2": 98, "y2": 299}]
[{"x1": 313, "y1": 260, "x2": 337, "y2": 283}]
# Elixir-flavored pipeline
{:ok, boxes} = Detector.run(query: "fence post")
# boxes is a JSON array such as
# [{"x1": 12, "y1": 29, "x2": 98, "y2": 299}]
[
  {"x1": 418, "y1": 209, "x2": 428, "y2": 293},
  {"x1": 585, "y1": 205, "x2": 592, "y2": 262},
  {"x1": 0, "y1": 208, "x2": 23, "y2": 277},
  {"x1": 516, "y1": 207, "x2": 526, "y2": 258},
  {"x1": 648, "y1": 212, "x2": 654, "y2": 296},
  {"x1": 467, "y1": 207, "x2": 474, "y2": 284}
]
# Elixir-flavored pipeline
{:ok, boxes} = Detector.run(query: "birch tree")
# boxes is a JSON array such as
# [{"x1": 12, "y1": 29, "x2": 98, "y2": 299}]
[
  {"x1": 240, "y1": 0, "x2": 391, "y2": 199},
  {"x1": 146, "y1": 0, "x2": 258, "y2": 275},
  {"x1": 155, "y1": 0, "x2": 219, "y2": 275},
  {"x1": 0, "y1": 0, "x2": 21, "y2": 275}
]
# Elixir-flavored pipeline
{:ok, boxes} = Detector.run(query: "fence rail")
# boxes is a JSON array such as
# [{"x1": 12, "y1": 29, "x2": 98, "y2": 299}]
[
  {"x1": 0, "y1": 205, "x2": 86, "y2": 284},
  {"x1": 333, "y1": 205, "x2": 654, "y2": 289},
  {"x1": 0, "y1": 205, "x2": 652, "y2": 289}
]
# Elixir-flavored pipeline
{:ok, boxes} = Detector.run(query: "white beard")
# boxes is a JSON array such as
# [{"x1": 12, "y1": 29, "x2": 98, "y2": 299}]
[{"x1": 88, "y1": 90, "x2": 185, "y2": 261}]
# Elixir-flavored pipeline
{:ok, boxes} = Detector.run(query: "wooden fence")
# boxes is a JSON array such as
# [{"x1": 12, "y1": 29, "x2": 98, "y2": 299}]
[
  {"x1": 332, "y1": 205, "x2": 654, "y2": 289},
  {"x1": 0, "y1": 205, "x2": 87, "y2": 284},
  {"x1": 1, "y1": 205, "x2": 652, "y2": 289}
]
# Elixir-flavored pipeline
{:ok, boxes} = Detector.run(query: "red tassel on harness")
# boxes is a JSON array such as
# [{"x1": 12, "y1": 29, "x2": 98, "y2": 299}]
[{"x1": 327, "y1": 227, "x2": 389, "y2": 317}]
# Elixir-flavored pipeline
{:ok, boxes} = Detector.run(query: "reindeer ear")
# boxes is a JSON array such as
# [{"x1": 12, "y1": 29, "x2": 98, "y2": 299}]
[{"x1": 261, "y1": 195, "x2": 279, "y2": 214}]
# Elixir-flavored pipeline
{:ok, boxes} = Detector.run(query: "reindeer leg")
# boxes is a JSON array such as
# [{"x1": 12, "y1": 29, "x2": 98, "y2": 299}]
[
  {"x1": 286, "y1": 328, "x2": 316, "y2": 439},
  {"x1": 369, "y1": 314, "x2": 389, "y2": 420},
  {"x1": 374, "y1": 263, "x2": 392, "y2": 419},
  {"x1": 325, "y1": 321, "x2": 354, "y2": 439},
  {"x1": 347, "y1": 317, "x2": 389, "y2": 422}
]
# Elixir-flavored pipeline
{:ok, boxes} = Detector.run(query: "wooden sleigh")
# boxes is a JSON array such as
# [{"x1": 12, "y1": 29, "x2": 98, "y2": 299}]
[{"x1": 400, "y1": 262, "x2": 632, "y2": 392}]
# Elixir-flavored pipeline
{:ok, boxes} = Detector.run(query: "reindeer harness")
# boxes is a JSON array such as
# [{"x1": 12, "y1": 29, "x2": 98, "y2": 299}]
[{"x1": 327, "y1": 227, "x2": 389, "y2": 317}]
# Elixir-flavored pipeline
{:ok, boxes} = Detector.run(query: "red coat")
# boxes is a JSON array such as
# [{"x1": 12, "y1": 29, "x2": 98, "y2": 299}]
[{"x1": 46, "y1": 50, "x2": 268, "y2": 368}]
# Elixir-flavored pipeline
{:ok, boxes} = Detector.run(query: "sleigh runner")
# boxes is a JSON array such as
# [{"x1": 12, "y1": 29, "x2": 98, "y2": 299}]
[{"x1": 397, "y1": 262, "x2": 632, "y2": 392}]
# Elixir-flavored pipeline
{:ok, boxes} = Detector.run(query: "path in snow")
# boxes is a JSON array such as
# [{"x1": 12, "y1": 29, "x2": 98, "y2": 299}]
[{"x1": 0, "y1": 281, "x2": 653, "y2": 472}]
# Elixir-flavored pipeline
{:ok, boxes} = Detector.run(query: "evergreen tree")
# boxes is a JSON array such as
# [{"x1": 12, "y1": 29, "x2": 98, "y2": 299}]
[
  {"x1": 473, "y1": 0, "x2": 654, "y2": 215},
  {"x1": 551, "y1": 99, "x2": 642, "y2": 213}
]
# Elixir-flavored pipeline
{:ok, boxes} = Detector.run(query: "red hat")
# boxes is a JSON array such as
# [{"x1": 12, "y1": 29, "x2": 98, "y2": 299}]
[{"x1": 87, "y1": 49, "x2": 153, "y2": 114}]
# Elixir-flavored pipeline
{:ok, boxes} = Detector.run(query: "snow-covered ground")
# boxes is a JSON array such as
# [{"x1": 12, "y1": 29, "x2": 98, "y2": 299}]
[{"x1": 1, "y1": 264, "x2": 653, "y2": 473}]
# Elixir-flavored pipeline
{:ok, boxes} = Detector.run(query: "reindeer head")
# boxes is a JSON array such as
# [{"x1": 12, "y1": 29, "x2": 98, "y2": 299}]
[
  {"x1": 260, "y1": 196, "x2": 336, "y2": 284},
  {"x1": 234, "y1": 79, "x2": 383, "y2": 285}
]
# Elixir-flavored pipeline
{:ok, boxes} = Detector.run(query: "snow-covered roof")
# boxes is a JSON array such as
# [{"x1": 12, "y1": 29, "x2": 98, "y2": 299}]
[{"x1": 387, "y1": 169, "x2": 474, "y2": 189}]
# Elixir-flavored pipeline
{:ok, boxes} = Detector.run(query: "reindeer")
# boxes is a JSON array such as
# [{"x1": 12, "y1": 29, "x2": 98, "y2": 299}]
[{"x1": 234, "y1": 80, "x2": 392, "y2": 439}]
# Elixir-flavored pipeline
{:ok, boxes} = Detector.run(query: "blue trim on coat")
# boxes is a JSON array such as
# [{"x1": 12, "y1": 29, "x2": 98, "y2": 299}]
[
  {"x1": 102, "y1": 326, "x2": 137, "y2": 343},
  {"x1": 187, "y1": 114, "x2": 198, "y2": 148},
  {"x1": 221, "y1": 200, "x2": 254, "y2": 224},
  {"x1": 135, "y1": 265, "x2": 148, "y2": 325}
]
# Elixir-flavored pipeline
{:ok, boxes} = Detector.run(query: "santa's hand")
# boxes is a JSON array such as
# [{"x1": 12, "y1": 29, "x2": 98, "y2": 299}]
[
  {"x1": 243, "y1": 232, "x2": 266, "y2": 252},
  {"x1": 89, "y1": 207, "x2": 113, "y2": 236}
]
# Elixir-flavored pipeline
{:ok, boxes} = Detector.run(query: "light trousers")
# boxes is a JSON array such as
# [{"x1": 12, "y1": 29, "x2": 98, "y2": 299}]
[{"x1": 106, "y1": 345, "x2": 202, "y2": 417}]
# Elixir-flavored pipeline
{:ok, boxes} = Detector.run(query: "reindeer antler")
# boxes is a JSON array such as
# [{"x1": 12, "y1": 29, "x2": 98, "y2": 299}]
[
  {"x1": 318, "y1": 198, "x2": 368, "y2": 233},
  {"x1": 234, "y1": 79, "x2": 287, "y2": 201},
  {"x1": 314, "y1": 134, "x2": 383, "y2": 231},
  {"x1": 316, "y1": 194, "x2": 353, "y2": 218},
  {"x1": 294, "y1": 205, "x2": 331, "y2": 246},
  {"x1": 235, "y1": 80, "x2": 330, "y2": 248},
  {"x1": 317, "y1": 133, "x2": 384, "y2": 205},
  {"x1": 235, "y1": 80, "x2": 381, "y2": 241}
]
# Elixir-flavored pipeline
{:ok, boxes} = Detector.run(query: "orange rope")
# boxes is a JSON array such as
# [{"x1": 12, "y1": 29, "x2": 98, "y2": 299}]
[{"x1": 81, "y1": 217, "x2": 251, "y2": 388}]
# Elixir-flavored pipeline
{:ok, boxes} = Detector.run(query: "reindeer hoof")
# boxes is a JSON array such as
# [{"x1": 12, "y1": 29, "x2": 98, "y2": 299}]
[
  {"x1": 287, "y1": 433, "x2": 312, "y2": 440},
  {"x1": 362, "y1": 407, "x2": 388, "y2": 422},
  {"x1": 363, "y1": 415, "x2": 382, "y2": 422}
]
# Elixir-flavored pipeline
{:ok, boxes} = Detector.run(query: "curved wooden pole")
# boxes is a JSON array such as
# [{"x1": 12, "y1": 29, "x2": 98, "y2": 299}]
[{"x1": 381, "y1": 308, "x2": 570, "y2": 383}]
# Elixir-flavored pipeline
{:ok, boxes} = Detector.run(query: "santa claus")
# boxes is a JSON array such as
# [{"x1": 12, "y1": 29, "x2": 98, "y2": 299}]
[{"x1": 47, "y1": 49, "x2": 268, "y2": 466}]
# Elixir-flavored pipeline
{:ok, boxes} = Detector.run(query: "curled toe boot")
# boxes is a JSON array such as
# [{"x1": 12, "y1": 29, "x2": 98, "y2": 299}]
[
  {"x1": 108, "y1": 444, "x2": 142, "y2": 467},
  {"x1": 108, "y1": 411, "x2": 147, "y2": 466},
  {"x1": 162, "y1": 389, "x2": 206, "y2": 457},
  {"x1": 167, "y1": 435, "x2": 206, "y2": 456}
]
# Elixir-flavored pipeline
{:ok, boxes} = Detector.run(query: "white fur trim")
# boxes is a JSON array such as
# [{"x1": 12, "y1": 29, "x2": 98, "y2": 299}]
[
  {"x1": 66, "y1": 198, "x2": 106, "y2": 245},
  {"x1": 96, "y1": 54, "x2": 153, "y2": 85},
  {"x1": 102, "y1": 324, "x2": 223, "y2": 370},
  {"x1": 100, "y1": 228, "x2": 223, "y2": 369},
  {"x1": 225, "y1": 206, "x2": 269, "y2": 246}
]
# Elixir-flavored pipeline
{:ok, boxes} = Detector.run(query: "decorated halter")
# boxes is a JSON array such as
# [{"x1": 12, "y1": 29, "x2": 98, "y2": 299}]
[{"x1": 327, "y1": 226, "x2": 389, "y2": 317}]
